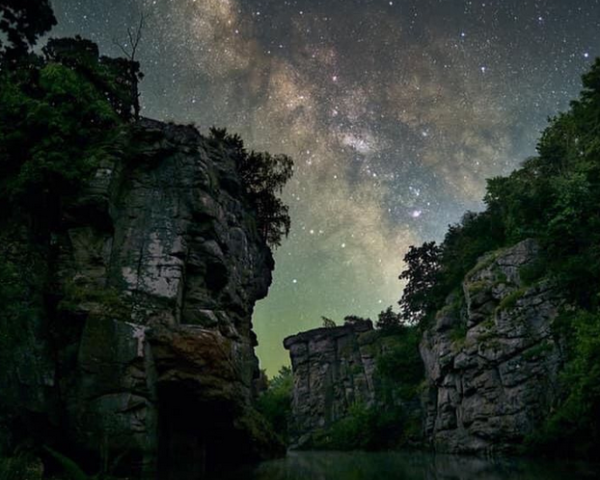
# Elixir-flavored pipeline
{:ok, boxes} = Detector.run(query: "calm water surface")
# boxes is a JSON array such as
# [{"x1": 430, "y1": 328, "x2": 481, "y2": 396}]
[{"x1": 209, "y1": 451, "x2": 600, "y2": 480}]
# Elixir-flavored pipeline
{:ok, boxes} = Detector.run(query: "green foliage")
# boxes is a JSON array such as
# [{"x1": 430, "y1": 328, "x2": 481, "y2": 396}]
[
  {"x1": 496, "y1": 288, "x2": 527, "y2": 313},
  {"x1": 43, "y1": 36, "x2": 143, "y2": 121},
  {"x1": 0, "y1": 454, "x2": 37, "y2": 480},
  {"x1": 399, "y1": 59, "x2": 600, "y2": 321},
  {"x1": 395, "y1": 58, "x2": 600, "y2": 459},
  {"x1": 375, "y1": 306, "x2": 402, "y2": 332},
  {"x1": 521, "y1": 341, "x2": 554, "y2": 361},
  {"x1": 0, "y1": 38, "x2": 137, "y2": 215},
  {"x1": 0, "y1": 0, "x2": 57, "y2": 62},
  {"x1": 525, "y1": 310, "x2": 600, "y2": 458},
  {"x1": 344, "y1": 314, "x2": 371, "y2": 325},
  {"x1": 376, "y1": 327, "x2": 424, "y2": 401},
  {"x1": 466, "y1": 280, "x2": 489, "y2": 296},
  {"x1": 210, "y1": 127, "x2": 293, "y2": 248},
  {"x1": 58, "y1": 282, "x2": 130, "y2": 320},
  {"x1": 519, "y1": 259, "x2": 547, "y2": 286},
  {"x1": 399, "y1": 211, "x2": 505, "y2": 329},
  {"x1": 309, "y1": 403, "x2": 410, "y2": 451},
  {"x1": 449, "y1": 322, "x2": 468, "y2": 345},
  {"x1": 398, "y1": 242, "x2": 441, "y2": 325},
  {"x1": 256, "y1": 367, "x2": 293, "y2": 443}
]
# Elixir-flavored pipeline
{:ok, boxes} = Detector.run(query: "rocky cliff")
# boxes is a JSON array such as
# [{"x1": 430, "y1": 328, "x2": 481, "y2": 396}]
[
  {"x1": 420, "y1": 239, "x2": 566, "y2": 454},
  {"x1": 284, "y1": 320, "x2": 391, "y2": 447},
  {"x1": 0, "y1": 119, "x2": 282, "y2": 479}
]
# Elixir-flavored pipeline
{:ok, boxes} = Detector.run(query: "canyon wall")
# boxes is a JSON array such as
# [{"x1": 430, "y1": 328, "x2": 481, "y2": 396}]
[
  {"x1": 284, "y1": 239, "x2": 567, "y2": 455},
  {"x1": 420, "y1": 239, "x2": 566, "y2": 454},
  {"x1": 284, "y1": 320, "x2": 389, "y2": 447},
  {"x1": 0, "y1": 119, "x2": 282, "y2": 479}
]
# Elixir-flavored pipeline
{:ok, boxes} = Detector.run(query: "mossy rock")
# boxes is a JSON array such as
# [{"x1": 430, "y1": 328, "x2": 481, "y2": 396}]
[
  {"x1": 449, "y1": 322, "x2": 468, "y2": 344},
  {"x1": 466, "y1": 280, "x2": 490, "y2": 296},
  {"x1": 522, "y1": 340, "x2": 554, "y2": 361},
  {"x1": 496, "y1": 288, "x2": 528, "y2": 312},
  {"x1": 466, "y1": 248, "x2": 505, "y2": 279}
]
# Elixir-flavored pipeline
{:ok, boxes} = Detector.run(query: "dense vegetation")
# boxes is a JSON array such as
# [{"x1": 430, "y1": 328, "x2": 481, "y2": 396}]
[
  {"x1": 308, "y1": 318, "x2": 423, "y2": 452},
  {"x1": 256, "y1": 367, "x2": 294, "y2": 444},
  {"x1": 399, "y1": 59, "x2": 600, "y2": 458},
  {"x1": 260, "y1": 310, "x2": 423, "y2": 451},
  {"x1": 208, "y1": 127, "x2": 293, "y2": 248}
]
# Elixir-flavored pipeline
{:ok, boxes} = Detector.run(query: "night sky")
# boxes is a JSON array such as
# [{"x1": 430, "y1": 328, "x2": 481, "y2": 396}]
[{"x1": 51, "y1": 0, "x2": 599, "y2": 374}]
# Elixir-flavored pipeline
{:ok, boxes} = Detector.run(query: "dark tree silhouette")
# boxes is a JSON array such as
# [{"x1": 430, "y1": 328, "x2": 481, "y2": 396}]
[
  {"x1": 398, "y1": 241, "x2": 441, "y2": 325},
  {"x1": 113, "y1": 13, "x2": 147, "y2": 120},
  {"x1": 376, "y1": 306, "x2": 402, "y2": 331},
  {"x1": 0, "y1": 0, "x2": 57, "y2": 62},
  {"x1": 43, "y1": 36, "x2": 143, "y2": 121},
  {"x1": 344, "y1": 315, "x2": 370, "y2": 325},
  {"x1": 321, "y1": 316, "x2": 336, "y2": 328},
  {"x1": 212, "y1": 127, "x2": 293, "y2": 248}
]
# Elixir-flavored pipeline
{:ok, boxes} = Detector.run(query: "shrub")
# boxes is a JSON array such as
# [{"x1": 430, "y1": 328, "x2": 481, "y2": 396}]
[{"x1": 256, "y1": 366, "x2": 293, "y2": 442}]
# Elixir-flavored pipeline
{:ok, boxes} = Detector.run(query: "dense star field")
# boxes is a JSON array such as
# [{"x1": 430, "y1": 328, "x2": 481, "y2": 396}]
[{"x1": 51, "y1": 0, "x2": 600, "y2": 374}]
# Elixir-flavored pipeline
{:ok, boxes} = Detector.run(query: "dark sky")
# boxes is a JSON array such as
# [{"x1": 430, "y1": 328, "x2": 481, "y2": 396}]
[{"x1": 51, "y1": 0, "x2": 600, "y2": 374}]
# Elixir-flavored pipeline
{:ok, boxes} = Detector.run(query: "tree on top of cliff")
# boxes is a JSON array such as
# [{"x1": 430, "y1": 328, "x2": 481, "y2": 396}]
[
  {"x1": 376, "y1": 306, "x2": 403, "y2": 332},
  {"x1": 398, "y1": 241, "x2": 441, "y2": 325},
  {"x1": 344, "y1": 315, "x2": 370, "y2": 325},
  {"x1": 0, "y1": 0, "x2": 57, "y2": 63},
  {"x1": 322, "y1": 316, "x2": 336, "y2": 328},
  {"x1": 112, "y1": 13, "x2": 147, "y2": 120},
  {"x1": 0, "y1": 3, "x2": 144, "y2": 217},
  {"x1": 43, "y1": 36, "x2": 143, "y2": 121},
  {"x1": 212, "y1": 127, "x2": 294, "y2": 249},
  {"x1": 238, "y1": 151, "x2": 293, "y2": 248}
]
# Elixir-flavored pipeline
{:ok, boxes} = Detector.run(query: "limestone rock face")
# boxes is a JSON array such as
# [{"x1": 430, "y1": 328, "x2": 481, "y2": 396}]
[
  {"x1": 283, "y1": 320, "x2": 384, "y2": 447},
  {"x1": 0, "y1": 119, "x2": 282, "y2": 478},
  {"x1": 420, "y1": 239, "x2": 566, "y2": 454}
]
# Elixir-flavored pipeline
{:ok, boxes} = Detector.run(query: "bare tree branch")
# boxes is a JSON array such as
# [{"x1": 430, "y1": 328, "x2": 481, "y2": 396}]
[{"x1": 112, "y1": 12, "x2": 146, "y2": 62}]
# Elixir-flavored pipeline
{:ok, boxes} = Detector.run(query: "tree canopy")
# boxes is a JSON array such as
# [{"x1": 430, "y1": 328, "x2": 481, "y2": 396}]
[{"x1": 0, "y1": 0, "x2": 57, "y2": 62}]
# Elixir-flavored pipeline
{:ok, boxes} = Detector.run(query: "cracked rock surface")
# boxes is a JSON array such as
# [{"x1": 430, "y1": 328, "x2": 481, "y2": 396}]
[
  {"x1": 0, "y1": 119, "x2": 282, "y2": 479},
  {"x1": 420, "y1": 239, "x2": 566, "y2": 454}
]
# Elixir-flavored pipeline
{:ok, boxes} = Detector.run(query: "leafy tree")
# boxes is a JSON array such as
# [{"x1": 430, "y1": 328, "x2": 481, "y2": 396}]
[
  {"x1": 321, "y1": 316, "x2": 336, "y2": 328},
  {"x1": 343, "y1": 314, "x2": 371, "y2": 325},
  {"x1": 376, "y1": 306, "x2": 402, "y2": 332},
  {"x1": 256, "y1": 366, "x2": 293, "y2": 442},
  {"x1": 237, "y1": 151, "x2": 293, "y2": 248},
  {"x1": 376, "y1": 326, "x2": 424, "y2": 401},
  {"x1": 526, "y1": 310, "x2": 600, "y2": 458},
  {"x1": 398, "y1": 241, "x2": 441, "y2": 325},
  {"x1": 0, "y1": 45, "x2": 125, "y2": 214},
  {"x1": 43, "y1": 36, "x2": 143, "y2": 121},
  {"x1": 0, "y1": 0, "x2": 57, "y2": 62},
  {"x1": 210, "y1": 127, "x2": 294, "y2": 249}
]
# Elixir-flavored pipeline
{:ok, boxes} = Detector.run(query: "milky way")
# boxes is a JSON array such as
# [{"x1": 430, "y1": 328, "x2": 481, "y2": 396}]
[{"x1": 51, "y1": 0, "x2": 600, "y2": 374}]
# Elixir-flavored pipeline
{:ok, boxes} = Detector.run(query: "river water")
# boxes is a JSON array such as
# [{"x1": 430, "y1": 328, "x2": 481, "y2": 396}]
[{"x1": 209, "y1": 450, "x2": 600, "y2": 480}]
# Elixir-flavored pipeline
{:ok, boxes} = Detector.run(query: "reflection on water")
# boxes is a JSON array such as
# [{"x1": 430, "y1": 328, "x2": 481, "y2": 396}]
[{"x1": 209, "y1": 450, "x2": 600, "y2": 480}]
